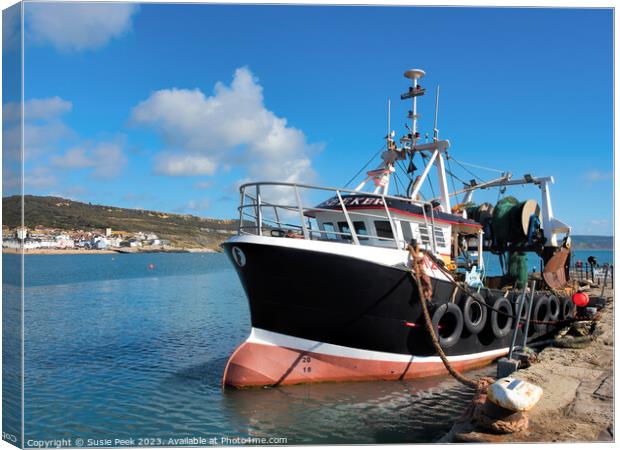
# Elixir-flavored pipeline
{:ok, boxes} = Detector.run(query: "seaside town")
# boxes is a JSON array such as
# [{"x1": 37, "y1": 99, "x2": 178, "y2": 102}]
[{"x1": 1, "y1": 225, "x2": 178, "y2": 253}]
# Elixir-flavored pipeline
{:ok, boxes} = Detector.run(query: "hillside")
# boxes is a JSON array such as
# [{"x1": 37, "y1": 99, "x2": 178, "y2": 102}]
[
  {"x1": 2, "y1": 196, "x2": 613, "y2": 251},
  {"x1": 571, "y1": 235, "x2": 613, "y2": 250},
  {"x1": 2, "y1": 195, "x2": 239, "y2": 250}
]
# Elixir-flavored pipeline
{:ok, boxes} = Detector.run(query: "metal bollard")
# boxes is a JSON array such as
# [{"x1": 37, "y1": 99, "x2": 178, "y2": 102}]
[
  {"x1": 509, "y1": 285, "x2": 529, "y2": 359},
  {"x1": 601, "y1": 264, "x2": 609, "y2": 298}
]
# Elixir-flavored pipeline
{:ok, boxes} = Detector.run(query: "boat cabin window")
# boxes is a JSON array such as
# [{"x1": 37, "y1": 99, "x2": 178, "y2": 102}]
[
  {"x1": 418, "y1": 224, "x2": 432, "y2": 247},
  {"x1": 374, "y1": 221, "x2": 394, "y2": 240},
  {"x1": 338, "y1": 221, "x2": 368, "y2": 241},
  {"x1": 400, "y1": 221, "x2": 413, "y2": 245},
  {"x1": 434, "y1": 227, "x2": 446, "y2": 247},
  {"x1": 321, "y1": 222, "x2": 338, "y2": 240}
]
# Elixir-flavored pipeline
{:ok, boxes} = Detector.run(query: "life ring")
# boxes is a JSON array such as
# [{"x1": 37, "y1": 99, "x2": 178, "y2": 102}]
[
  {"x1": 547, "y1": 294, "x2": 560, "y2": 322},
  {"x1": 427, "y1": 302, "x2": 464, "y2": 349},
  {"x1": 461, "y1": 293, "x2": 488, "y2": 335},
  {"x1": 489, "y1": 296, "x2": 513, "y2": 338},
  {"x1": 532, "y1": 295, "x2": 551, "y2": 334},
  {"x1": 560, "y1": 297, "x2": 575, "y2": 320}
]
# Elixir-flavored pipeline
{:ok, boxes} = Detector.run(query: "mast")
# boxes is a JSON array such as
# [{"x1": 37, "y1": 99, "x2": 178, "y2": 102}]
[
  {"x1": 401, "y1": 69, "x2": 451, "y2": 212},
  {"x1": 402, "y1": 69, "x2": 425, "y2": 139}
]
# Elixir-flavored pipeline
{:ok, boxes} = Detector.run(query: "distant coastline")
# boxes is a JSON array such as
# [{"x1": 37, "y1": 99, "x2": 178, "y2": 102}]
[
  {"x1": 2, "y1": 247, "x2": 219, "y2": 255},
  {"x1": 2, "y1": 195, "x2": 613, "y2": 254}
]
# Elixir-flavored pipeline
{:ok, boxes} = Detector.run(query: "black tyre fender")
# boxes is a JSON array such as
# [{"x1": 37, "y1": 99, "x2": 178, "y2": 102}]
[
  {"x1": 560, "y1": 297, "x2": 575, "y2": 320},
  {"x1": 547, "y1": 294, "x2": 560, "y2": 322},
  {"x1": 490, "y1": 296, "x2": 513, "y2": 338},
  {"x1": 532, "y1": 295, "x2": 551, "y2": 333},
  {"x1": 461, "y1": 293, "x2": 488, "y2": 335},
  {"x1": 513, "y1": 292, "x2": 529, "y2": 321},
  {"x1": 427, "y1": 302, "x2": 464, "y2": 349}
]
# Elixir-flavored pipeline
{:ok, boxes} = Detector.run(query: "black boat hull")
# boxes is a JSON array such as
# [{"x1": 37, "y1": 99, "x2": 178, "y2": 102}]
[{"x1": 221, "y1": 236, "x2": 540, "y2": 387}]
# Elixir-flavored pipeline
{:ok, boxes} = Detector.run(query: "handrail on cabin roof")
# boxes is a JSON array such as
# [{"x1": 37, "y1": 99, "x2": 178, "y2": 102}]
[{"x1": 238, "y1": 181, "x2": 433, "y2": 209}]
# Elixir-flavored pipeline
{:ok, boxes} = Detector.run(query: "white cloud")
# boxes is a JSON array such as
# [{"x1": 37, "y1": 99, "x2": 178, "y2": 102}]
[
  {"x1": 3, "y1": 97, "x2": 74, "y2": 161},
  {"x1": 4, "y1": 96, "x2": 73, "y2": 123},
  {"x1": 131, "y1": 67, "x2": 321, "y2": 183},
  {"x1": 48, "y1": 186, "x2": 88, "y2": 201},
  {"x1": 25, "y1": 167, "x2": 58, "y2": 190},
  {"x1": 582, "y1": 218, "x2": 612, "y2": 235},
  {"x1": 51, "y1": 142, "x2": 127, "y2": 178},
  {"x1": 26, "y1": 3, "x2": 139, "y2": 52},
  {"x1": 583, "y1": 170, "x2": 612, "y2": 182},
  {"x1": 174, "y1": 199, "x2": 211, "y2": 213},
  {"x1": 588, "y1": 219, "x2": 609, "y2": 227},
  {"x1": 154, "y1": 153, "x2": 217, "y2": 176},
  {"x1": 3, "y1": 4, "x2": 21, "y2": 51},
  {"x1": 27, "y1": 97, "x2": 73, "y2": 121},
  {"x1": 4, "y1": 96, "x2": 127, "y2": 195}
]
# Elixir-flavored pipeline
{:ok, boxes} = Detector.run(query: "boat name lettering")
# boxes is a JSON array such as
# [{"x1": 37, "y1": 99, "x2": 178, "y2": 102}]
[{"x1": 317, "y1": 196, "x2": 385, "y2": 209}]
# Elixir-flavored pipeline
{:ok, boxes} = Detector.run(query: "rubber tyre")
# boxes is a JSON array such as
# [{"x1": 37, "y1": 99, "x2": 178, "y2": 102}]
[
  {"x1": 560, "y1": 297, "x2": 575, "y2": 320},
  {"x1": 428, "y1": 303, "x2": 464, "y2": 349},
  {"x1": 461, "y1": 293, "x2": 488, "y2": 335},
  {"x1": 532, "y1": 295, "x2": 551, "y2": 334},
  {"x1": 547, "y1": 294, "x2": 560, "y2": 322},
  {"x1": 513, "y1": 292, "x2": 529, "y2": 321},
  {"x1": 490, "y1": 297, "x2": 513, "y2": 339}
]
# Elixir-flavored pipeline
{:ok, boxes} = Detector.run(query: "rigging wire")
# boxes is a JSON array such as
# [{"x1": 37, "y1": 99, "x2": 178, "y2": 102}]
[
  {"x1": 421, "y1": 153, "x2": 437, "y2": 199},
  {"x1": 342, "y1": 145, "x2": 385, "y2": 189},
  {"x1": 455, "y1": 159, "x2": 505, "y2": 174},
  {"x1": 450, "y1": 157, "x2": 487, "y2": 184},
  {"x1": 392, "y1": 171, "x2": 401, "y2": 196},
  {"x1": 445, "y1": 156, "x2": 459, "y2": 203},
  {"x1": 393, "y1": 170, "x2": 408, "y2": 197},
  {"x1": 396, "y1": 159, "x2": 412, "y2": 183},
  {"x1": 445, "y1": 167, "x2": 469, "y2": 187}
]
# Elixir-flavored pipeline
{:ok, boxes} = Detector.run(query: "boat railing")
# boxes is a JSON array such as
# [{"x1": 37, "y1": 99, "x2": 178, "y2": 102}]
[{"x1": 236, "y1": 181, "x2": 438, "y2": 252}]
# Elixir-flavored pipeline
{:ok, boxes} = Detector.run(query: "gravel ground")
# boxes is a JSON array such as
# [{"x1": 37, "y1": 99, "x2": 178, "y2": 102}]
[{"x1": 441, "y1": 284, "x2": 614, "y2": 443}]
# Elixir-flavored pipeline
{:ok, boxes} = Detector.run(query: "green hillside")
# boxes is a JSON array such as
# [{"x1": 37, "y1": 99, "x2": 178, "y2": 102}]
[
  {"x1": 2, "y1": 195, "x2": 239, "y2": 250},
  {"x1": 571, "y1": 235, "x2": 613, "y2": 250}
]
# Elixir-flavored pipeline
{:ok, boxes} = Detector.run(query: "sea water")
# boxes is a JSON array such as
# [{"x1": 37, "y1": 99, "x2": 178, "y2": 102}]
[{"x1": 1, "y1": 250, "x2": 612, "y2": 445}]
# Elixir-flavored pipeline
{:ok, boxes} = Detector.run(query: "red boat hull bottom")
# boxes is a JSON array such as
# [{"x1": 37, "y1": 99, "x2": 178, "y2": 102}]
[{"x1": 223, "y1": 329, "x2": 508, "y2": 388}]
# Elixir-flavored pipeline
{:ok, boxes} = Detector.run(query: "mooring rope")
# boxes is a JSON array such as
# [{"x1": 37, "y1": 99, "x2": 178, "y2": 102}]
[{"x1": 407, "y1": 244, "x2": 480, "y2": 389}]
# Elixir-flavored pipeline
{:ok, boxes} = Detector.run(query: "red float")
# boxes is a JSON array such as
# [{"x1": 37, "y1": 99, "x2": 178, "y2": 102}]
[{"x1": 572, "y1": 292, "x2": 589, "y2": 307}]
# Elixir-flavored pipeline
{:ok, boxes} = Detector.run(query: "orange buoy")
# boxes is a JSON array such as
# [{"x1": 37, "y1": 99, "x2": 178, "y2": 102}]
[{"x1": 147, "y1": 263, "x2": 155, "y2": 270}]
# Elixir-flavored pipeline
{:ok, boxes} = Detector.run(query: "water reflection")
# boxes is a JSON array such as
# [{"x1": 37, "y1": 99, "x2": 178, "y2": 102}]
[{"x1": 221, "y1": 366, "x2": 493, "y2": 444}]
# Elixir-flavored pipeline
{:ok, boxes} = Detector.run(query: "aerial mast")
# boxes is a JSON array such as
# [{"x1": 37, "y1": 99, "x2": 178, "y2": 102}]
[{"x1": 402, "y1": 69, "x2": 426, "y2": 140}]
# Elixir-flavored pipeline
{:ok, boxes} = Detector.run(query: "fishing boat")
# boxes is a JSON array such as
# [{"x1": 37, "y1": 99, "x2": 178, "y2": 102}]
[{"x1": 221, "y1": 68, "x2": 574, "y2": 388}]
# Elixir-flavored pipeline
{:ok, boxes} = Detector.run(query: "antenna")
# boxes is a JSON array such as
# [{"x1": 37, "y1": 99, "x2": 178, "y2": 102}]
[
  {"x1": 387, "y1": 97, "x2": 391, "y2": 140},
  {"x1": 433, "y1": 86, "x2": 440, "y2": 142},
  {"x1": 402, "y1": 69, "x2": 426, "y2": 136}
]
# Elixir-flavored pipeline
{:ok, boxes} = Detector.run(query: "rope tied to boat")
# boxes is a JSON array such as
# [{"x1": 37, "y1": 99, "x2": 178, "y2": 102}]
[{"x1": 407, "y1": 243, "x2": 482, "y2": 390}]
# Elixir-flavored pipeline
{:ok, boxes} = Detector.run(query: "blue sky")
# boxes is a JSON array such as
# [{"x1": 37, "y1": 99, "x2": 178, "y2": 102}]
[{"x1": 2, "y1": 3, "x2": 614, "y2": 234}]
